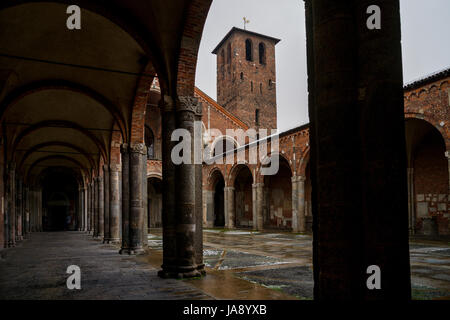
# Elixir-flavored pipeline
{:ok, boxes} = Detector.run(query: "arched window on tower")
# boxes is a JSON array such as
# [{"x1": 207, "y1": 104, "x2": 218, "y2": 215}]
[
  {"x1": 245, "y1": 39, "x2": 253, "y2": 62},
  {"x1": 227, "y1": 43, "x2": 232, "y2": 64},
  {"x1": 259, "y1": 42, "x2": 266, "y2": 65},
  {"x1": 145, "y1": 126, "x2": 155, "y2": 160},
  {"x1": 240, "y1": 72, "x2": 244, "y2": 80}
]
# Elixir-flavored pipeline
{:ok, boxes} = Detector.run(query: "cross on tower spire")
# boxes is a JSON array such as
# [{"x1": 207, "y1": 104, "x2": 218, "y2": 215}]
[{"x1": 243, "y1": 17, "x2": 250, "y2": 30}]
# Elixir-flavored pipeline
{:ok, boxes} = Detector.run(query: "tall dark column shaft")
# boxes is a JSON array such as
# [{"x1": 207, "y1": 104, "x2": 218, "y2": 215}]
[
  {"x1": 142, "y1": 153, "x2": 148, "y2": 247},
  {"x1": 98, "y1": 175, "x2": 104, "y2": 238},
  {"x1": 129, "y1": 143, "x2": 146, "y2": 254},
  {"x1": 8, "y1": 162, "x2": 16, "y2": 247},
  {"x1": 194, "y1": 108, "x2": 205, "y2": 275},
  {"x1": 158, "y1": 96, "x2": 178, "y2": 278},
  {"x1": 93, "y1": 178, "x2": 99, "y2": 237},
  {"x1": 174, "y1": 96, "x2": 200, "y2": 278},
  {"x1": 120, "y1": 144, "x2": 130, "y2": 254},
  {"x1": 87, "y1": 184, "x2": 91, "y2": 233},
  {"x1": 109, "y1": 164, "x2": 121, "y2": 244},
  {"x1": 305, "y1": 0, "x2": 411, "y2": 300},
  {"x1": 103, "y1": 165, "x2": 110, "y2": 243}
]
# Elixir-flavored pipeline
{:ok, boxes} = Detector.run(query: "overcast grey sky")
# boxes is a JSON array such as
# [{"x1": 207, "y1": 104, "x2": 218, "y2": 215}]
[{"x1": 195, "y1": 0, "x2": 450, "y2": 132}]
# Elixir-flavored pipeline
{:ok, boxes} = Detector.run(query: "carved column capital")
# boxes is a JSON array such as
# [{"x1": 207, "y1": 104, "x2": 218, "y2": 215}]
[
  {"x1": 110, "y1": 163, "x2": 121, "y2": 172},
  {"x1": 103, "y1": 164, "x2": 109, "y2": 173},
  {"x1": 177, "y1": 96, "x2": 202, "y2": 117},
  {"x1": 129, "y1": 142, "x2": 147, "y2": 155}
]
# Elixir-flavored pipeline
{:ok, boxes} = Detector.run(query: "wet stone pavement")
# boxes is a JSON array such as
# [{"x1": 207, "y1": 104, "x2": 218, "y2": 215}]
[
  {"x1": 149, "y1": 229, "x2": 449, "y2": 300},
  {"x1": 0, "y1": 232, "x2": 211, "y2": 300},
  {"x1": 1, "y1": 230, "x2": 449, "y2": 300}
]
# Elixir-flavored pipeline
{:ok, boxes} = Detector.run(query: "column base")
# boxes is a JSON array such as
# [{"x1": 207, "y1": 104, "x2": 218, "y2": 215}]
[
  {"x1": 119, "y1": 247, "x2": 145, "y2": 255},
  {"x1": 158, "y1": 269, "x2": 202, "y2": 279},
  {"x1": 197, "y1": 264, "x2": 206, "y2": 276},
  {"x1": 109, "y1": 238, "x2": 121, "y2": 244}
]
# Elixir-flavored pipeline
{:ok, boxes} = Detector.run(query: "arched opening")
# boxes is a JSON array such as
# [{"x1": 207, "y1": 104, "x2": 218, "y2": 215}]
[
  {"x1": 259, "y1": 42, "x2": 266, "y2": 65},
  {"x1": 245, "y1": 39, "x2": 253, "y2": 62},
  {"x1": 233, "y1": 165, "x2": 253, "y2": 228},
  {"x1": 405, "y1": 118, "x2": 449, "y2": 235},
  {"x1": 147, "y1": 177, "x2": 162, "y2": 229},
  {"x1": 42, "y1": 168, "x2": 79, "y2": 231},
  {"x1": 263, "y1": 156, "x2": 292, "y2": 230},
  {"x1": 209, "y1": 170, "x2": 225, "y2": 227}
]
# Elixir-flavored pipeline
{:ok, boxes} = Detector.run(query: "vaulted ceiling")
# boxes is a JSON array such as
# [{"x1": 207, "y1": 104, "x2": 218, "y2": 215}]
[{"x1": 0, "y1": 0, "x2": 212, "y2": 185}]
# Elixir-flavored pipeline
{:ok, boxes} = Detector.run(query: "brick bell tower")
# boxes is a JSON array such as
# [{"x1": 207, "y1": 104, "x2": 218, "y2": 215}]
[{"x1": 212, "y1": 27, "x2": 280, "y2": 130}]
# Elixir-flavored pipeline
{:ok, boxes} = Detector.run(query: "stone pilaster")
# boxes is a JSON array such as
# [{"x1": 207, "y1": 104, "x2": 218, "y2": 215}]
[
  {"x1": 445, "y1": 151, "x2": 450, "y2": 193},
  {"x1": 103, "y1": 165, "x2": 110, "y2": 243},
  {"x1": 128, "y1": 142, "x2": 146, "y2": 255},
  {"x1": 120, "y1": 144, "x2": 130, "y2": 254},
  {"x1": 109, "y1": 164, "x2": 121, "y2": 244},
  {"x1": 158, "y1": 96, "x2": 178, "y2": 278}
]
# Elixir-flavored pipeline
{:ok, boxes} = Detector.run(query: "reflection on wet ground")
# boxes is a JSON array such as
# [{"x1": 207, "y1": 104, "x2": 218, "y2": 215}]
[{"x1": 147, "y1": 229, "x2": 450, "y2": 300}]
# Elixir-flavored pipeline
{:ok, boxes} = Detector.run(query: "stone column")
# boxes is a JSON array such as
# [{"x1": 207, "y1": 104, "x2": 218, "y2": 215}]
[
  {"x1": 87, "y1": 183, "x2": 91, "y2": 233},
  {"x1": 194, "y1": 106, "x2": 205, "y2": 275},
  {"x1": 84, "y1": 187, "x2": 88, "y2": 231},
  {"x1": 109, "y1": 164, "x2": 121, "y2": 244},
  {"x1": 120, "y1": 144, "x2": 130, "y2": 254},
  {"x1": 174, "y1": 96, "x2": 200, "y2": 278},
  {"x1": 29, "y1": 188, "x2": 34, "y2": 233},
  {"x1": 128, "y1": 143, "x2": 146, "y2": 254},
  {"x1": 8, "y1": 162, "x2": 16, "y2": 247},
  {"x1": 37, "y1": 188, "x2": 42, "y2": 232},
  {"x1": 16, "y1": 178, "x2": 23, "y2": 241},
  {"x1": 305, "y1": 0, "x2": 410, "y2": 299},
  {"x1": 158, "y1": 96, "x2": 178, "y2": 277},
  {"x1": 224, "y1": 187, "x2": 235, "y2": 229},
  {"x1": 253, "y1": 183, "x2": 264, "y2": 231},
  {"x1": 295, "y1": 176, "x2": 306, "y2": 233},
  {"x1": 93, "y1": 177, "x2": 99, "y2": 237},
  {"x1": 204, "y1": 190, "x2": 214, "y2": 228},
  {"x1": 103, "y1": 165, "x2": 110, "y2": 243},
  {"x1": 78, "y1": 187, "x2": 83, "y2": 231},
  {"x1": 142, "y1": 153, "x2": 148, "y2": 246},
  {"x1": 24, "y1": 186, "x2": 29, "y2": 236},
  {"x1": 407, "y1": 168, "x2": 415, "y2": 235},
  {"x1": 98, "y1": 175, "x2": 104, "y2": 239}
]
